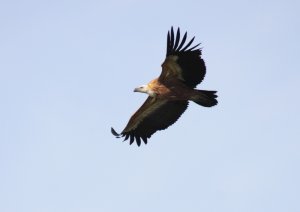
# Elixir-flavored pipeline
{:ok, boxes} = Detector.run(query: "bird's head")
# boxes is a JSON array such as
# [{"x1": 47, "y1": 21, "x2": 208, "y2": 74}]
[
  {"x1": 134, "y1": 85, "x2": 156, "y2": 97},
  {"x1": 134, "y1": 85, "x2": 148, "y2": 93}
]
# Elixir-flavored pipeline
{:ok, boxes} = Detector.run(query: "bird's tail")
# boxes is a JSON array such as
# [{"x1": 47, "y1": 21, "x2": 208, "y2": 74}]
[{"x1": 191, "y1": 90, "x2": 218, "y2": 107}]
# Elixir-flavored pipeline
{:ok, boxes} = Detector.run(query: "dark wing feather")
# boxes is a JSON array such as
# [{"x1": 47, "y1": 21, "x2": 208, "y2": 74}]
[
  {"x1": 176, "y1": 32, "x2": 187, "y2": 51},
  {"x1": 173, "y1": 28, "x2": 181, "y2": 50},
  {"x1": 170, "y1": 27, "x2": 174, "y2": 49},
  {"x1": 111, "y1": 97, "x2": 188, "y2": 146},
  {"x1": 161, "y1": 27, "x2": 206, "y2": 88},
  {"x1": 181, "y1": 36, "x2": 195, "y2": 51}
]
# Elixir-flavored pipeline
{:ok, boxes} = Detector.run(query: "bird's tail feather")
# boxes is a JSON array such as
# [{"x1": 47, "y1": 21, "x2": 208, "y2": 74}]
[{"x1": 191, "y1": 90, "x2": 218, "y2": 107}]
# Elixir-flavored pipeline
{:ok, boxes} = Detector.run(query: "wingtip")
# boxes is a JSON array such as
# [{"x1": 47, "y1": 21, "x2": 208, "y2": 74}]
[{"x1": 111, "y1": 127, "x2": 121, "y2": 138}]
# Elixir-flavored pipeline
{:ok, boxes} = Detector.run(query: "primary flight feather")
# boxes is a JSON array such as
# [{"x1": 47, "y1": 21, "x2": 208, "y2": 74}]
[{"x1": 111, "y1": 27, "x2": 218, "y2": 146}]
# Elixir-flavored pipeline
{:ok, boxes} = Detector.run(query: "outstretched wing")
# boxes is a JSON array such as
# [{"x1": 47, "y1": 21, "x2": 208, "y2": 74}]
[
  {"x1": 111, "y1": 97, "x2": 188, "y2": 146},
  {"x1": 159, "y1": 27, "x2": 206, "y2": 88}
]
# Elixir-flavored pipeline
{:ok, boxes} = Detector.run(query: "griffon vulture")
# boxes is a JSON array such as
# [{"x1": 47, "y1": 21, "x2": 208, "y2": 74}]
[{"x1": 111, "y1": 27, "x2": 218, "y2": 146}]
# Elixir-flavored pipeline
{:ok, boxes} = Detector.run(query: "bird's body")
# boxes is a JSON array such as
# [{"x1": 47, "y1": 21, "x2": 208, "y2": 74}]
[
  {"x1": 138, "y1": 78, "x2": 207, "y2": 102},
  {"x1": 137, "y1": 78, "x2": 187, "y2": 99},
  {"x1": 112, "y1": 27, "x2": 218, "y2": 146}
]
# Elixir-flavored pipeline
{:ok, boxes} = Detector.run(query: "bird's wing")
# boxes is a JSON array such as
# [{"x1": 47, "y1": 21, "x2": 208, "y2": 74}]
[
  {"x1": 159, "y1": 27, "x2": 206, "y2": 88},
  {"x1": 111, "y1": 97, "x2": 188, "y2": 146}
]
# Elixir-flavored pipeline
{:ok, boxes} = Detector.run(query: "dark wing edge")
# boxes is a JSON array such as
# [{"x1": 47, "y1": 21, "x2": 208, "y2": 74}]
[
  {"x1": 111, "y1": 100, "x2": 189, "y2": 147},
  {"x1": 111, "y1": 127, "x2": 147, "y2": 147},
  {"x1": 164, "y1": 27, "x2": 206, "y2": 88},
  {"x1": 166, "y1": 27, "x2": 201, "y2": 57},
  {"x1": 111, "y1": 127, "x2": 121, "y2": 137}
]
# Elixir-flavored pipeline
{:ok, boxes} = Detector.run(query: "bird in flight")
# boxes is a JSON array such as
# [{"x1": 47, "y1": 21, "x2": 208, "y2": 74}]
[{"x1": 111, "y1": 27, "x2": 218, "y2": 146}]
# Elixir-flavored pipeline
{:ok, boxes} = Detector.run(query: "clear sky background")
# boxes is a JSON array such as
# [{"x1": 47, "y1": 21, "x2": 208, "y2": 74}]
[{"x1": 1, "y1": 0, "x2": 299, "y2": 211}]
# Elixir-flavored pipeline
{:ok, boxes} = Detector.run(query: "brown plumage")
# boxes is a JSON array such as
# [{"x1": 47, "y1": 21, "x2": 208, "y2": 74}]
[{"x1": 111, "y1": 27, "x2": 218, "y2": 146}]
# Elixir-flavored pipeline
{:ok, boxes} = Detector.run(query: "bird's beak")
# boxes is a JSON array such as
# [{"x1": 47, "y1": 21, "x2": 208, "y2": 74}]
[{"x1": 134, "y1": 85, "x2": 146, "y2": 93}]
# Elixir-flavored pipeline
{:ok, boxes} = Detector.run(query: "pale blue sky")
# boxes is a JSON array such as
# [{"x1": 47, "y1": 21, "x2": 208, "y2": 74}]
[{"x1": 1, "y1": 0, "x2": 299, "y2": 211}]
